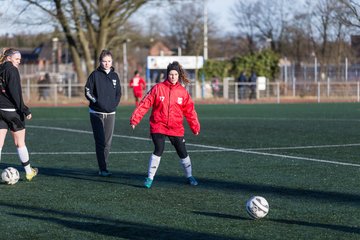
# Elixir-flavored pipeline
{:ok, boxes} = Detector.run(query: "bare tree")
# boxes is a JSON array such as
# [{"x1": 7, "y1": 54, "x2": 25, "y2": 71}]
[
  {"x1": 163, "y1": 2, "x2": 209, "y2": 56},
  {"x1": 306, "y1": 0, "x2": 350, "y2": 79},
  {"x1": 232, "y1": 0, "x2": 294, "y2": 54},
  {"x1": 338, "y1": 0, "x2": 360, "y2": 27},
  {"x1": 282, "y1": 12, "x2": 313, "y2": 64},
  {"x1": 231, "y1": 0, "x2": 257, "y2": 54},
  {"x1": 22, "y1": 0, "x2": 147, "y2": 83}
]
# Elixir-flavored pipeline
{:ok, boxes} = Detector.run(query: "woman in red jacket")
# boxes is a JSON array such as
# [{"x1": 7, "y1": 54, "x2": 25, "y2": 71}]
[{"x1": 130, "y1": 61, "x2": 200, "y2": 188}]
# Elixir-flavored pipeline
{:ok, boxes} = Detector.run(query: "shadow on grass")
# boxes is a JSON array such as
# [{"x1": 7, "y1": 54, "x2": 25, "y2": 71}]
[
  {"x1": 1, "y1": 163, "x2": 359, "y2": 205},
  {"x1": 192, "y1": 211, "x2": 250, "y2": 221},
  {"x1": 270, "y1": 218, "x2": 360, "y2": 235},
  {"x1": 0, "y1": 202, "x2": 242, "y2": 240},
  {"x1": 0, "y1": 163, "x2": 143, "y2": 187},
  {"x1": 196, "y1": 178, "x2": 360, "y2": 205},
  {"x1": 193, "y1": 211, "x2": 360, "y2": 235}
]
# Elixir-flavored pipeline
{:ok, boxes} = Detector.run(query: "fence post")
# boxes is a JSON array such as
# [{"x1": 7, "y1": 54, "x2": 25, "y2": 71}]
[
  {"x1": 201, "y1": 73, "x2": 205, "y2": 99},
  {"x1": 223, "y1": 77, "x2": 229, "y2": 99},
  {"x1": 26, "y1": 78, "x2": 31, "y2": 102},
  {"x1": 357, "y1": 82, "x2": 360, "y2": 102},
  {"x1": 327, "y1": 77, "x2": 330, "y2": 97},
  {"x1": 315, "y1": 57, "x2": 318, "y2": 82},
  {"x1": 54, "y1": 84, "x2": 58, "y2": 106},
  {"x1": 68, "y1": 77, "x2": 72, "y2": 98},
  {"x1": 235, "y1": 82, "x2": 238, "y2": 103},
  {"x1": 292, "y1": 77, "x2": 296, "y2": 97},
  {"x1": 317, "y1": 82, "x2": 321, "y2": 103},
  {"x1": 277, "y1": 82, "x2": 280, "y2": 104},
  {"x1": 345, "y1": 58, "x2": 348, "y2": 82}
]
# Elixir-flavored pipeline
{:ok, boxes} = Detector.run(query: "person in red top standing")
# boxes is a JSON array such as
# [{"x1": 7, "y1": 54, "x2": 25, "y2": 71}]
[
  {"x1": 130, "y1": 61, "x2": 200, "y2": 188},
  {"x1": 129, "y1": 70, "x2": 146, "y2": 106}
]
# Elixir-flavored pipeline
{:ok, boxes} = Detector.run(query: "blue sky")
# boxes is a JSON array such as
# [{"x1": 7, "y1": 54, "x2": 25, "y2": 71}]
[{"x1": 207, "y1": 0, "x2": 238, "y2": 33}]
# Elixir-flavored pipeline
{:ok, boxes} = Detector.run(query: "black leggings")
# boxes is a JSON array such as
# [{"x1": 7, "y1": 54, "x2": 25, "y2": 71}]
[{"x1": 151, "y1": 133, "x2": 188, "y2": 159}]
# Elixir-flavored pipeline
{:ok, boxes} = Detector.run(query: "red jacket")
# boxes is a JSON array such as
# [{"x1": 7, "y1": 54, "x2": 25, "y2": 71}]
[{"x1": 130, "y1": 79, "x2": 200, "y2": 136}]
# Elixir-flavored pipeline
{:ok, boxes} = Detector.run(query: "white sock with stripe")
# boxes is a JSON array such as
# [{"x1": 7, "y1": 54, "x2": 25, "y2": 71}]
[
  {"x1": 17, "y1": 146, "x2": 32, "y2": 174},
  {"x1": 148, "y1": 154, "x2": 161, "y2": 180},
  {"x1": 180, "y1": 155, "x2": 192, "y2": 178}
]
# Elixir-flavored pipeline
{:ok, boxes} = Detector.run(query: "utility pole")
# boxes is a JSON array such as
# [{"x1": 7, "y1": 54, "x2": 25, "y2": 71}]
[
  {"x1": 203, "y1": 0, "x2": 208, "y2": 61},
  {"x1": 123, "y1": 39, "x2": 130, "y2": 100},
  {"x1": 202, "y1": 0, "x2": 208, "y2": 99}
]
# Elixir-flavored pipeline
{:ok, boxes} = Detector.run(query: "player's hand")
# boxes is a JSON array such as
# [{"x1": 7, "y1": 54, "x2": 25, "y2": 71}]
[
  {"x1": 194, "y1": 132, "x2": 199, "y2": 136},
  {"x1": 26, "y1": 114, "x2": 32, "y2": 120},
  {"x1": 131, "y1": 124, "x2": 135, "y2": 130}
]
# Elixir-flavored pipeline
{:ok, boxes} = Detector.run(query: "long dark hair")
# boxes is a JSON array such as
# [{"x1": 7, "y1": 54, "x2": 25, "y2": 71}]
[{"x1": 166, "y1": 61, "x2": 190, "y2": 85}]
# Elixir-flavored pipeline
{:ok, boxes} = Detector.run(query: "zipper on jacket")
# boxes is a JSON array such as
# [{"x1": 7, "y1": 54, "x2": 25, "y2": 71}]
[{"x1": 166, "y1": 86, "x2": 172, "y2": 127}]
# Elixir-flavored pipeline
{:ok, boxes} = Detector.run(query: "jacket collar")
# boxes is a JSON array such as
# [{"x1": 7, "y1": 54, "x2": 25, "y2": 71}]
[
  {"x1": 97, "y1": 66, "x2": 114, "y2": 74},
  {"x1": 164, "y1": 79, "x2": 180, "y2": 88},
  {"x1": 0, "y1": 61, "x2": 15, "y2": 75}
]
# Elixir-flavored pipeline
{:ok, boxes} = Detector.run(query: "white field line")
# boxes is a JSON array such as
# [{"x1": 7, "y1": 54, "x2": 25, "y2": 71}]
[
  {"x1": 2, "y1": 149, "x2": 225, "y2": 155},
  {"x1": 243, "y1": 143, "x2": 360, "y2": 151},
  {"x1": 35, "y1": 116, "x2": 360, "y2": 122},
  {"x1": 184, "y1": 143, "x2": 360, "y2": 167},
  {"x1": 24, "y1": 125, "x2": 360, "y2": 168}
]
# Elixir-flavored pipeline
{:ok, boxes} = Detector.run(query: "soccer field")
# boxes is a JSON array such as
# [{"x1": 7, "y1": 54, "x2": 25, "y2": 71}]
[{"x1": 0, "y1": 103, "x2": 359, "y2": 239}]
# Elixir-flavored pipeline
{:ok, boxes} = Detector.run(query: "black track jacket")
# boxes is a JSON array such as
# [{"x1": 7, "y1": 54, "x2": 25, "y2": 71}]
[
  {"x1": 85, "y1": 66, "x2": 121, "y2": 113},
  {"x1": 0, "y1": 61, "x2": 31, "y2": 116}
]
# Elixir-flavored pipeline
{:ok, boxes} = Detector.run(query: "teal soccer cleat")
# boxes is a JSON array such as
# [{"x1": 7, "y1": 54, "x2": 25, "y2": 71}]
[
  {"x1": 144, "y1": 177, "x2": 153, "y2": 188},
  {"x1": 98, "y1": 170, "x2": 112, "y2": 177},
  {"x1": 187, "y1": 176, "x2": 198, "y2": 186}
]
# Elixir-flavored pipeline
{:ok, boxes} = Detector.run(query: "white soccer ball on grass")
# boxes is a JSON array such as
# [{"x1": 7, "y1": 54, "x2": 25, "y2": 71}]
[
  {"x1": 246, "y1": 196, "x2": 269, "y2": 219},
  {"x1": 1, "y1": 167, "x2": 20, "y2": 185}
]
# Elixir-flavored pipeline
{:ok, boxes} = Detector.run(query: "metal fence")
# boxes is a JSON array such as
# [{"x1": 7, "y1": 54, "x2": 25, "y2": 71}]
[
  {"x1": 17, "y1": 62, "x2": 360, "y2": 105},
  {"x1": 21, "y1": 79, "x2": 360, "y2": 107}
]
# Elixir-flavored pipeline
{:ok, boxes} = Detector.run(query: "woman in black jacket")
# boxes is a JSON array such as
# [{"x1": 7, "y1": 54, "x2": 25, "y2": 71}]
[
  {"x1": 85, "y1": 50, "x2": 121, "y2": 176},
  {"x1": 0, "y1": 48, "x2": 37, "y2": 181}
]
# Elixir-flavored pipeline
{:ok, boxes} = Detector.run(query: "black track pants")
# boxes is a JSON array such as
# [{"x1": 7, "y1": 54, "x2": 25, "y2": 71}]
[{"x1": 90, "y1": 113, "x2": 115, "y2": 171}]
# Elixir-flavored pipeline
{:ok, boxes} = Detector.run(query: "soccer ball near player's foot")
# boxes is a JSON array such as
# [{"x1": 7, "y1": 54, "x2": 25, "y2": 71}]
[{"x1": 1, "y1": 167, "x2": 20, "y2": 185}]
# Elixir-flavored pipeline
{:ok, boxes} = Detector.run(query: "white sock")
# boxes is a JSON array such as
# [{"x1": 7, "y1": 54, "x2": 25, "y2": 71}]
[
  {"x1": 180, "y1": 155, "x2": 192, "y2": 178},
  {"x1": 148, "y1": 154, "x2": 161, "y2": 180},
  {"x1": 17, "y1": 146, "x2": 32, "y2": 174}
]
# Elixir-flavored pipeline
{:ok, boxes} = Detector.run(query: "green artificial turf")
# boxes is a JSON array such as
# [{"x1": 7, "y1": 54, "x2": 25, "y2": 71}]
[{"x1": 0, "y1": 103, "x2": 359, "y2": 239}]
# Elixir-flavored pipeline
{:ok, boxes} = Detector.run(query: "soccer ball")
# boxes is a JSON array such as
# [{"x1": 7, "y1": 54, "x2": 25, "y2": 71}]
[
  {"x1": 1, "y1": 167, "x2": 20, "y2": 185},
  {"x1": 246, "y1": 196, "x2": 269, "y2": 219}
]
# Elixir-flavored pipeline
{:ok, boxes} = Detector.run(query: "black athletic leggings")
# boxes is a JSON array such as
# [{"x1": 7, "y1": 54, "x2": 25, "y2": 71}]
[{"x1": 151, "y1": 133, "x2": 188, "y2": 159}]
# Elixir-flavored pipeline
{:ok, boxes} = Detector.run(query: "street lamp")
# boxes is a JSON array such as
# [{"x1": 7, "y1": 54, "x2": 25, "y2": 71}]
[
  {"x1": 52, "y1": 37, "x2": 59, "y2": 73},
  {"x1": 203, "y1": 0, "x2": 208, "y2": 61},
  {"x1": 201, "y1": 0, "x2": 208, "y2": 99},
  {"x1": 311, "y1": 52, "x2": 317, "y2": 82}
]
